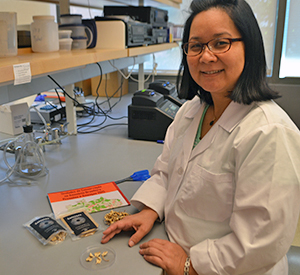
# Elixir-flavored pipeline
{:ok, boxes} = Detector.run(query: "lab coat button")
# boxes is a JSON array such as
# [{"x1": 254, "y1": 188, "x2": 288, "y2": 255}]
[{"x1": 178, "y1": 167, "x2": 184, "y2": 175}]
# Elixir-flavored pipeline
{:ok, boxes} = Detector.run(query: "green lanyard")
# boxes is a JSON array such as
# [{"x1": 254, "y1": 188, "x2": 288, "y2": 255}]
[{"x1": 193, "y1": 104, "x2": 210, "y2": 149}]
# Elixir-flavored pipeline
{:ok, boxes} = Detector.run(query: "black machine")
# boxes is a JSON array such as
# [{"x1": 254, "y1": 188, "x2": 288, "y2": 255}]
[
  {"x1": 148, "y1": 79, "x2": 186, "y2": 107},
  {"x1": 95, "y1": 16, "x2": 154, "y2": 47},
  {"x1": 126, "y1": 20, "x2": 155, "y2": 47},
  {"x1": 128, "y1": 89, "x2": 180, "y2": 141},
  {"x1": 103, "y1": 6, "x2": 169, "y2": 46},
  {"x1": 103, "y1": 6, "x2": 168, "y2": 27},
  {"x1": 151, "y1": 28, "x2": 168, "y2": 44}
]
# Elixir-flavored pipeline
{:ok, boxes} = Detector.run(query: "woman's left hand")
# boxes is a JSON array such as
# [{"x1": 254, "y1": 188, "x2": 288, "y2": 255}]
[{"x1": 139, "y1": 238, "x2": 190, "y2": 275}]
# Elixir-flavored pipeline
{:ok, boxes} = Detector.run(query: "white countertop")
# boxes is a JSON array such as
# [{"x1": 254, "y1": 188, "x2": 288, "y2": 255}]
[{"x1": 0, "y1": 93, "x2": 167, "y2": 274}]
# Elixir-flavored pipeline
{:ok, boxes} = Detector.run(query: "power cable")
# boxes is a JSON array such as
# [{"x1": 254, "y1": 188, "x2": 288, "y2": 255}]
[{"x1": 47, "y1": 64, "x2": 128, "y2": 134}]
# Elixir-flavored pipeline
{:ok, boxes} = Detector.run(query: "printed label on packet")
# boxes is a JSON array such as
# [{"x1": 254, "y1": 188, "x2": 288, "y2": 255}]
[
  {"x1": 61, "y1": 211, "x2": 98, "y2": 236},
  {"x1": 30, "y1": 216, "x2": 65, "y2": 240}
]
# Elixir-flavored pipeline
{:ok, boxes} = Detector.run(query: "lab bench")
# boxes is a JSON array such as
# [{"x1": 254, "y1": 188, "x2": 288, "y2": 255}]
[
  {"x1": 0, "y1": 93, "x2": 167, "y2": 275},
  {"x1": 1, "y1": 92, "x2": 299, "y2": 274}
]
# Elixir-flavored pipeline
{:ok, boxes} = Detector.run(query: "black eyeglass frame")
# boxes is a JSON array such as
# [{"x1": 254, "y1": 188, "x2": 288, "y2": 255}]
[{"x1": 182, "y1": 37, "x2": 243, "y2": 56}]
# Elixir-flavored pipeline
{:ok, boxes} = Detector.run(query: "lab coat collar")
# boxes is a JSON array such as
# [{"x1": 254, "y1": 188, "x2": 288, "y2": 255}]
[
  {"x1": 184, "y1": 97, "x2": 255, "y2": 133},
  {"x1": 186, "y1": 99, "x2": 255, "y2": 157},
  {"x1": 218, "y1": 101, "x2": 255, "y2": 133},
  {"x1": 184, "y1": 96, "x2": 203, "y2": 119}
]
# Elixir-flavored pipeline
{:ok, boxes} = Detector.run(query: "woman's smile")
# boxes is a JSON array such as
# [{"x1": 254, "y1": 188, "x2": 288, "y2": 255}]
[
  {"x1": 201, "y1": 69, "x2": 224, "y2": 75},
  {"x1": 187, "y1": 8, "x2": 245, "y2": 96}
]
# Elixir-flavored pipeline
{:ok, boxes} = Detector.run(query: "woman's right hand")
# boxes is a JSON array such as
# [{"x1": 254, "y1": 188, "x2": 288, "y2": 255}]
[{"x1": 101, "y1": 206, "x2": 159, "y2": 247}]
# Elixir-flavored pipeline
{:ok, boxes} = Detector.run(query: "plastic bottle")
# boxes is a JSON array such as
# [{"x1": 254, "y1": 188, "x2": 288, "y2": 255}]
[
  {"x1": 0, "y1": 12, "x2": 18, "y2": 57},
  {"x1": 30, "y1": 15, "x2": 59, "y2": 52},
  {"x1": 18, "y1": 125, "x2": 45, "y2": 177}
]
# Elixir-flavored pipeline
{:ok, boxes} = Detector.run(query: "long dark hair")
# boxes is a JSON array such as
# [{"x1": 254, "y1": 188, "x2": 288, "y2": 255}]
[{"x1": 176, "y1": 0, "x2": 280, "y2": 104}]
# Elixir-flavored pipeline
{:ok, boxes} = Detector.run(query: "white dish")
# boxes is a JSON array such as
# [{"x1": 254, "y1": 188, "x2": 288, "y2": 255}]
[
  {"x1": 59, "y1": 24, "x2": 86, "y2": 37},
  {"x1": 72, "y1": 37, "x2": 87, "y2": 50},
  {"x1": 80, "y1": 245, "x2": 116, "y2": 270},
  {"x1": 60, "y1": 14, "x2": 82, "y2": 25},
  {"x1": 58, "y1": 30, "x2": 72, "y2": 39},
  {"x1": 59, "y1": 38, "x2": 73, "y2": 51}
]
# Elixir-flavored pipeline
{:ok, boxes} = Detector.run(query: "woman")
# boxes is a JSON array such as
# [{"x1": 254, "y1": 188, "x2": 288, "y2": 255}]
[{"x1": 101, "y1": 0, "x2": 300, "y2": 274}]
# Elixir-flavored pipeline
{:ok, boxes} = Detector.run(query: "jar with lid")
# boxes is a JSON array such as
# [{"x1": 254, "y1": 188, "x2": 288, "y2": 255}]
[{"x1": 30, "y1": 15, "x2": 59, "y2": 52}]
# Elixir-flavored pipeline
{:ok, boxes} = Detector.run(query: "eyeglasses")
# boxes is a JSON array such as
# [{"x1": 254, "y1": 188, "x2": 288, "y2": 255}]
[{"x1": 182, "y1": 37, "x2": 243, "y2": 56}]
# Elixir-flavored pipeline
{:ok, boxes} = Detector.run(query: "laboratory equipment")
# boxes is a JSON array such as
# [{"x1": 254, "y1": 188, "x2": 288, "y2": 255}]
[
  {"x1": 128, "y1": 89, "x2": 180, "y2": 141},
  {"x1": 17, "y1": 124, "x2": 46, "y2": 177},
  {"x1": 148, "y1": 79, "x2": 186, "y2": 106}
]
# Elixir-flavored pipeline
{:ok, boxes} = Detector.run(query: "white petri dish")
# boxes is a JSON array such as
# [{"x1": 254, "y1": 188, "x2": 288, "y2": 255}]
[{"x1": 80, "y1": 245, "x2": 116, "y2": 270}]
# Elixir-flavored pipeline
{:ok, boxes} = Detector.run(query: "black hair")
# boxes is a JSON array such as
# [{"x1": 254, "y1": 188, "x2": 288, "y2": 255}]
[{"x1": 176, "y1": 0, "x2": 280, "y2": 104}]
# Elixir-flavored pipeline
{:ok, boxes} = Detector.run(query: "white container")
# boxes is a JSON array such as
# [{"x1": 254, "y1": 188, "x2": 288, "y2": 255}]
[
  {"x1": 0, "y1": 102, "x2": 28, "y2": 135},
  {"x1": 59, "y1": 30, "x2": 72, "y2": 39},
  {"x1": 0, "y1": 12, "x2": 18, "y2": 57},
  {"x1": 60, "y1": 14, "x2": 82, "y2": 25},
  {"x1": 59, "y1": 38, "x2": 73, "y2": 51},
  {"x1": 59, "y1": 24, "x2": 86, "y2": 37},
  {"x1": 30, "y1": 15, "x2": 59, "y2": 53},
  {"x1": 72, "y1": 37, "x2": 87, "y2": 50}
]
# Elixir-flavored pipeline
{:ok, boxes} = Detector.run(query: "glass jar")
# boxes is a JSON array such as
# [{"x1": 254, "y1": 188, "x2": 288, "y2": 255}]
[
  {"x1": 18, "y1": 125, "x2": 45, "y2": 177},
  {"x1": 30, "y1": 15, "x2": 59, "y2": 52}
]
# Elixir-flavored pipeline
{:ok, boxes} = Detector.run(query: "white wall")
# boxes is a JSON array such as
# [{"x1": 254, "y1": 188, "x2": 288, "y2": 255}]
[
  {"x1": 167, "y1": 0, "x2": 192, "y2": 25},
  {"x1": 0, "y1": 0, "x2": 56, "y2": 25}
]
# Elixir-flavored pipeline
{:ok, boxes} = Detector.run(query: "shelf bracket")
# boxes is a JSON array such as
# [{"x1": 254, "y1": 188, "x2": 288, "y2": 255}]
[
  {"x1": 59, "y1": 0, "x2": 70, "y2": 15},
  {"x1": 64, "y1": 83, "x2": 77, "y2": 135},
  {"x1": 138, "y1": 63, "x2": 145, "y2": 90}
]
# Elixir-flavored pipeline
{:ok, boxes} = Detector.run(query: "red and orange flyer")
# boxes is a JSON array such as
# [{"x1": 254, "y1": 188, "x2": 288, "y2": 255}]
[{"x1": 47, "y1": 181, "x2": 130, "y2": 218}]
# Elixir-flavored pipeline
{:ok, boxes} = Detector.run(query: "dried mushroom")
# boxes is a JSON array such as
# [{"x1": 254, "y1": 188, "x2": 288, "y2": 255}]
[
  {"x1": 85, "y1": 251, "x2": 109, "y2": 265},
  {"x1": 104, "y1": 210, "x2": 129, "y2": 225}
]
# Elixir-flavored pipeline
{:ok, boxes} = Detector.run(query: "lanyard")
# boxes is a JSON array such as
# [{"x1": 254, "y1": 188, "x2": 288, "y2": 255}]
[{"x1": 193, "y1": 104, "x2": 210, "y2": 149}]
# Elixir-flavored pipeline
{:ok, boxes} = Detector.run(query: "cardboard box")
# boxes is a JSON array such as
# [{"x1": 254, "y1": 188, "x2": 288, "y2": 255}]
[
  {"x1": 0, "y1": 102, "x2": 28, "y2": 135},
  {"x1": 91, "y1": 71, "x2": 128, "y2": 97}
]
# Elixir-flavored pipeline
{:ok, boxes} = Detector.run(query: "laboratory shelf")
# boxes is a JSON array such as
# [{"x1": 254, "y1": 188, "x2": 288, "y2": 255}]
[
  {"x1": 0, "y1": 48, "x2": 128, "y2": 85},
  {"x1": 32, "y1": 0, "x2": 181, "y2": 10},
  {"x1": 128, "y1": 42, "x2": 179, "y2": 57},
  {"x1": 0, "y1": 43, "x2": 178, "y2": 104}
]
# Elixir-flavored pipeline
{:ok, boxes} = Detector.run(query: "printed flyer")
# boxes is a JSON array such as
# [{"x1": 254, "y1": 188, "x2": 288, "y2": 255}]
[{"x1": 47, "y1": 181, "x2": 130, "y2": 218}]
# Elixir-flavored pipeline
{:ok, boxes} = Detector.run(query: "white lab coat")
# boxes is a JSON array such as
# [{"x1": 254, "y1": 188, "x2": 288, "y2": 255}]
[{"x1": 131, "y1": 96, "x2": 300, "y2": 275}]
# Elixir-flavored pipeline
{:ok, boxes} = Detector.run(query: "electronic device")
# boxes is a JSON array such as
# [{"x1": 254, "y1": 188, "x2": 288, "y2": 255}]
[
  {"x1": 148, "y1": 80, "x2": 186, "y2": 106},
  {"x1": 127, "y1": 20, "x2": 154, "y2": 46},
  {"x1": 152, "y1": 28, "x2": 168, "y2": 44},
  {"x1": 103, "y1": 6, "x2": 169, "y2": 28},
  {"x1": 128, "y1": 89, "x2": 180, "y2": 141},
  {"x1": 30, "y1": 103, "x2": 65, "y2": 124},
  {"x1": 95, "y1": 17, "x2": 154, "y2": 48}
]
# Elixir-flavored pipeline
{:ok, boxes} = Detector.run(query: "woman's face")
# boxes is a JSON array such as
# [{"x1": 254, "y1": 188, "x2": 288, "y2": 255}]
[{"x1": 187, "y1": 8, "x2": 245, "y2": 99}]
